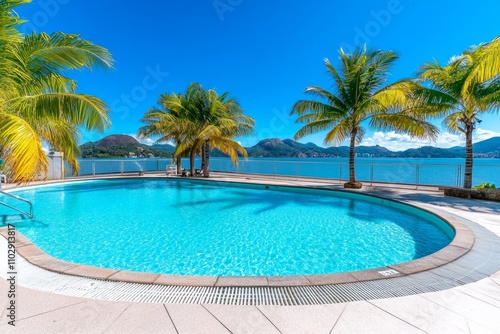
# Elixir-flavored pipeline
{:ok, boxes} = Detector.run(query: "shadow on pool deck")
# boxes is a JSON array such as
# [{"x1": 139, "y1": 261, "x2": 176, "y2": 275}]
[
  {"x1": 358, "y1": 188, "x2": 500, "y2": 215},
  {"x1": 1, "y1": 176, "x2": 500, "y2": 332}
]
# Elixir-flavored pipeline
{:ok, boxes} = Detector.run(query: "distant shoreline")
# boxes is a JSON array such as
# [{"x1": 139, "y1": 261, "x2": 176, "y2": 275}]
[{"x1": 79, "y1": 135, "x2": 500, "y2": 159}]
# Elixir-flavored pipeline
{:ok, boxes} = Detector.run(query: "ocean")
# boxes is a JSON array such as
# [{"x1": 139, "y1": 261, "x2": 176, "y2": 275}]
[{"x1": 71, "y1": 157, "x2": 500, "y2": 188}]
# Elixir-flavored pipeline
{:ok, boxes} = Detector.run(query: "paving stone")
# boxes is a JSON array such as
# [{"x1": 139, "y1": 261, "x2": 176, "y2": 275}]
[
  {"x1": 0, "y1": 284, "x2": 84, "y2": 325},
  {"x1": 331, "y1": 301, "x2": 425, "y2": 334},
  {"x1": 370, "y1": 294, "x2": 470, "y2": 333},
  {"x1": 267, "y1": 275, "x2": 311, "y2": 286},
  {"x1": 455, "y1": 277, "x2": 500, "y2": 305},
  {"x1": 204, "y1": 304, "x2": 280, "y2": 334},
  {"x1": 107, "y1": 270, "x2": 160, "y2": 284},
  {"x1": 65, "y1": 265, "x2": 118, "y2": 279},
  {"x1": 422, "y1": 288, "x2": 500, "y2": 333},
  {"x1": 153, "y1": 274, "x2": 217, "y2": 286},
  {"x1": 258, "y1": 304, "x2": 345, "y2": 334},
  {"x1": 467, "y1": 319, "x2": 499, "y2": 334},
  {"x1": 166, "y1": 304, "x2": 231, "y2": 333},
  {"x1": 0, "y1": 178, "x2": 499, "y2": 333},
  {"x1": 7, "y1": 299, "x2": 129, "y2": 333},
  {"x1": 215, "y1": 276, "x2": 268, "y2": 287},
  {"x1": 103, "y1": 303, "x2": 177, "y2": 334}
]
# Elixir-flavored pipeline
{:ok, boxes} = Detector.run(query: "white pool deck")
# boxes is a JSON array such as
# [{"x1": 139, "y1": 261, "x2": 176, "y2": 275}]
[{"x1": 1, "y1": 173, "x2": 500, "y2": 333}]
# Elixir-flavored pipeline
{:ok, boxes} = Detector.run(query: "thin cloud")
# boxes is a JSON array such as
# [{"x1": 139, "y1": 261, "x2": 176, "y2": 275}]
[
  {"x1": 359, "y1": 128, "x2": 500, "y2": 152},
  {"x1": 129, "y1": 134, "x2": 175, "y2": 146},
  {"x1": 475, "y1": 128, "x2": 500, "y2": 141},
  {"x1": 128, "y1": 134, "x2": 155, "y2": 146}
]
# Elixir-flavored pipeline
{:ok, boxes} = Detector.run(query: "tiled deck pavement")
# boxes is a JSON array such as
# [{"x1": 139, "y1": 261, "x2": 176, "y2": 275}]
[
  {"x1": 1, "y1": 175, "x2": 500, "y2": 333},
  {"x1": 1, "y1": 272, "x2": 500, "y2": 333}
]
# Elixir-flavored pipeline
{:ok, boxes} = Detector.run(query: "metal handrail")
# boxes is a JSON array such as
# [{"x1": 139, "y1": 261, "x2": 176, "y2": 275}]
[
  {"x1": 0, "y1": 190, "x2": 33, "y2": 219},
  {"x1": 65, "y1": 158, "x2": 499, "y2": 188}
]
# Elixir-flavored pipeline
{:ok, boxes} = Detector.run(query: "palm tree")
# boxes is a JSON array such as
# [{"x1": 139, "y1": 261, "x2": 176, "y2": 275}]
[
  {"x1": 0, "y1": 0, "x2": 113, "y2": 182},
  {"x1": 164, "y1": 83, "x2": 206, "y2": 176},
  {"x1": 138, "y1": 93, "x2": 194, "y2": 174},
  {"x1": 198, "y1": 90, "x2": 254, "y2": 177},
  {"x1": 139, "y1": 83, "x2": 254, "y2": 177},
  {"x1": 291, "y1": 47, "x2": 438, "y2": 188},
  {"x1": 418, "y1": 36, "x2": 500, "y2": 188},
  {"x1": 174, "y1": 83, "x2": 254, "y2": 177}
]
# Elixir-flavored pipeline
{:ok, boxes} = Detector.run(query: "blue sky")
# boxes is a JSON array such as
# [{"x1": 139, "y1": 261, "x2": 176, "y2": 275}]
[{"x1": 16, "y1": 0, "x2": 500, "y2": 150}]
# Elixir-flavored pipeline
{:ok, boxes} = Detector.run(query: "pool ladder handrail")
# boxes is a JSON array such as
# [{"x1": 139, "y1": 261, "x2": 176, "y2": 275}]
[{"x1": 0, "y1": 190, "x2": 34, "y2": 219}]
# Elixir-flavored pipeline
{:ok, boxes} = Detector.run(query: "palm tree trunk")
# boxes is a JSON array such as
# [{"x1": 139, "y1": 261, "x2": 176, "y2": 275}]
[
  {"x1": 189, "y1": 148, "x2": 195, "y2": 176},
  {"x1": 203, "y1": 142, "x2": 210, "y2": 178},
  {"x1": 349, "y1": 131, "x2": 356, "y2": 182},
  {"x1": 175, "y1": 155, "x2": 182, "y2": 175},
  {"x1": 201, "y1": 144, "x2": 206, "y2": 172},
  {"x1": 175, "y1": 140, "x2": 182, "y2": 174},
  {"x1": 464, "y1": 123, "x2": 473, "y2": 188}
]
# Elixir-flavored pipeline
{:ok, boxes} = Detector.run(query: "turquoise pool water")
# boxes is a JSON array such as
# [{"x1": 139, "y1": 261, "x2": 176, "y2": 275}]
[{"x1": 0, "y1": 179, "x2": 454, "y2": 276}]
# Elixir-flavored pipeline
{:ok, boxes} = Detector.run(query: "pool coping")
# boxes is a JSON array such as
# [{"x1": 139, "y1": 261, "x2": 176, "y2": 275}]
[{"x1": 0, "y1": 176, "x2": 475, "y2": 287}]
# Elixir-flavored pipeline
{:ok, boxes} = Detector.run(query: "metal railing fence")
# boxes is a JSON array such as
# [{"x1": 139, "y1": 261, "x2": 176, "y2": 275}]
[{"x1": 64, "y1": 158, "x2": 500, "y2": 188}]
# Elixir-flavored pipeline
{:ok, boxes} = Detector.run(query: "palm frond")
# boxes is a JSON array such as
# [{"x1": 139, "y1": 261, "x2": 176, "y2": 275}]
[
  {"x1": 294, "y1": 119, "x2": 338, "y2": 140},
  {"x1": 305, "y1": 84, "x2": 347, "y2": 111},
  {"x1": 0, "y1": 113, "x2": 47, "y2": 182},
  {"x1": 209, "y1": 136, "x2": 247, "y2": 166},
  {"x1": 291, "y1": 100, "x2": 346, "y2": 118},
  {"x1": 0, "y1": 0, "x2": 29, "y2": 43},
  {"x1": 463, "y1": 35, "x2": 500, "y2": 94},
  {"x1": 0, "y1": 1, "x2": 113, "y2": 182},
  {"x1": 18, "y1": 32, "x2": 114, "y2": 74},
  {"x1": 324, "y1": 58, "x2": 349, "y2": 102},
  {"x1": 323, "y1": 119, "x2": 352, "y2": 144},
  {"x1": 292, "y1": 46, "x2": 439, "y2": 149},
  {"x1": 6, "y1": 92, "x2": 110, "y2": 131},
  {"x1": 369, "y1": 113, "x2": 439, "y2": 139},
  {"x1": 33, "y1": 119, "x2": 81, "y2": 175},
  {"x1": 355, "y1": 127, "x2": 366, "y2": 145},
  {"x1": 443, "y1": 112, "x2": 466, "y2": 134}
]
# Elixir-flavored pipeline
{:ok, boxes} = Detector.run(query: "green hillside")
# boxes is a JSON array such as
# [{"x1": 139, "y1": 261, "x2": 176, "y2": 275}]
[{"x1": 79, "y1": 135, "x2": 171, "y2": 158}]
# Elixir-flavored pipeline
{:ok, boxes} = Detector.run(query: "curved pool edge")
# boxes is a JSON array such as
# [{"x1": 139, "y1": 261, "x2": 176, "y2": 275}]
[{"x1": 0, "y1": 177, "x2": 475, "y2": 288}]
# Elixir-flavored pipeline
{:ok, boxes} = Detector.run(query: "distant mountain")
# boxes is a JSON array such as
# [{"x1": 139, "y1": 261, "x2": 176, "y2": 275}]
[
  {"x1": 96, "y1": 134, "x2": 139, "y2": 147},
  {"x1": 80, "y1": 135, "x2": 500, "y2": 159},
  {"x1": 397, "y1": 146, "x2": 461, "y2": 158},
  {"x1": 235, "y1": 138, "x2": 387, "y2": 158},
  {"x1": 448, "y1": 137, "x2": 500, "y2": 156},
  {"x1": 245, "y1": 138, "x2": 308, "y2": 157},
  {"x1": 472, "y1": 137, "x2": 500, "y2": 157},
  {"x1": 211, "y1": 137, "x2": 500, "y2": 158},
  {"x1": 150, "y1": 143, "x2": 176, "y2": 154},
  {"x1": 79, "y1": 135, "x2": 171, "y2": 158}
]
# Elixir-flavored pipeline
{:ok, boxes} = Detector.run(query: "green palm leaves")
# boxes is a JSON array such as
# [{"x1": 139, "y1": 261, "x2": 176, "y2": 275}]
[
  {"x1": 292, "y1": 40, "x2": 500, "y2": 189},
  {"x1": 138, "y1": 83, "x2": 254, "y2": 177},
  {"x1": 0, "y1": 0, "x2": 113, "y2": 182},
  {"x1": 418, "y1": 36, "x2": 500, "y2": 188},
  {"x1": 291, "y1": 47, "x2": 437, "y2": 188}
]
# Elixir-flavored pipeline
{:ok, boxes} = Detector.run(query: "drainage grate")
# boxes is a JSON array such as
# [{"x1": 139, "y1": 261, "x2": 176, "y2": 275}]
[
  {"x1": 11, "y1": 240, "x2": 500, "y2": 306},
  {"x1": 3, "y1": 210, "x2": 500, "y2": 305}
]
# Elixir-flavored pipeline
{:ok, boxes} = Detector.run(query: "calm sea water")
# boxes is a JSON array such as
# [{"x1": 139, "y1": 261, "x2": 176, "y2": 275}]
[
  {"x1": 72, "y1": 157, "x2": 500, "y2": 187},
  {"x1": 0, "y1": 179, "x2": 453, "y2": 276}
]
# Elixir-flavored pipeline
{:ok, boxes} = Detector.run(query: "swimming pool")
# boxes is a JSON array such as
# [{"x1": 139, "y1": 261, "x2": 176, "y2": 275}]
[{"x1": 0, "y1": 178, "x2": 454, "y2": 277}]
